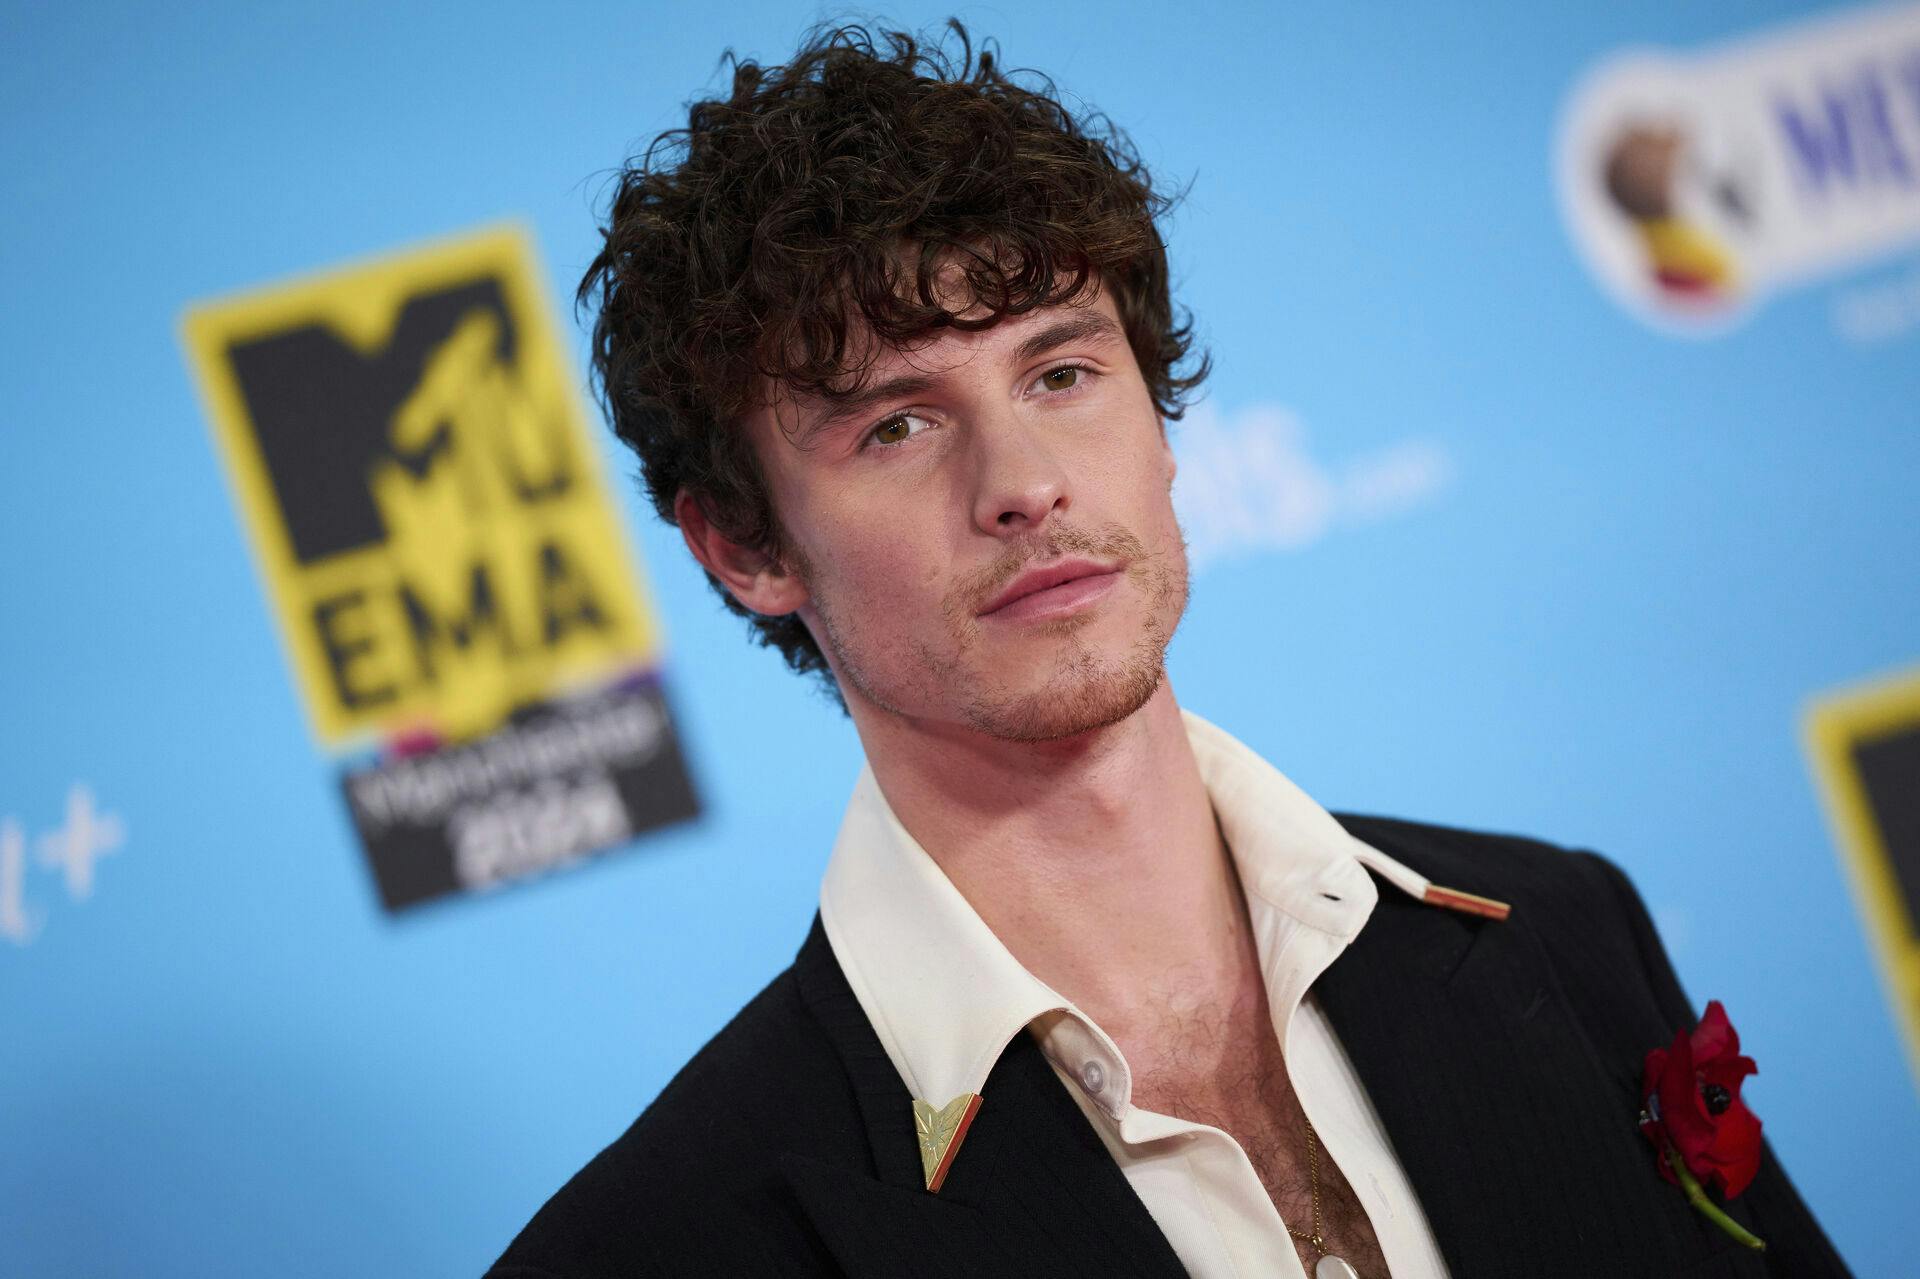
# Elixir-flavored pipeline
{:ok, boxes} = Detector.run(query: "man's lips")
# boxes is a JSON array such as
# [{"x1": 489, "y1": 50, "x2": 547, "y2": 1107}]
[{"x1": 977, "y1": 558, "x2": 1125, "y2": 620}]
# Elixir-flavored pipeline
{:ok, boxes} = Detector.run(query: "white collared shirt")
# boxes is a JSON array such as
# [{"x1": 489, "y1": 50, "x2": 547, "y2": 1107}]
[{"x1": 819, "y1": 710, "x2": 1452, "y2": 1279}]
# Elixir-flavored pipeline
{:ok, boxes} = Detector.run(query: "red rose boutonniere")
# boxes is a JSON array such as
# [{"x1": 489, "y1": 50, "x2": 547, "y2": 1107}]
[{"x1": 1637, "y1": 1000, "x2": 1766, "y2": 1251}]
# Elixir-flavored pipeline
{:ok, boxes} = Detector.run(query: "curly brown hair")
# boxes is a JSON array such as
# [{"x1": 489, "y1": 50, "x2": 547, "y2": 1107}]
[{"x1": 577, "y1": 19, "x2": 1208, "y2": 691}]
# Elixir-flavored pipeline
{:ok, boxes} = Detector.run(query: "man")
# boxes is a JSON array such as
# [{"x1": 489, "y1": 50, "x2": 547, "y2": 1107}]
[{"x1": 490, "y1": 22, "x2": 1848, "y2": 1278}]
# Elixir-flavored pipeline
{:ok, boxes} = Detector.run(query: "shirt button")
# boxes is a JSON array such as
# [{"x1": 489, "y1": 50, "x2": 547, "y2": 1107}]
[{"x1": 1080, "y1": 1060, "x2": 1106, "y2": 1093}]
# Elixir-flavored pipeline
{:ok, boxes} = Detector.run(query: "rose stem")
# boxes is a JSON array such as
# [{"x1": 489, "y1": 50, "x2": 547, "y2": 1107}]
[{"x1": 1664, "y1": 1146, "x2": 1766, "y2": 1251}]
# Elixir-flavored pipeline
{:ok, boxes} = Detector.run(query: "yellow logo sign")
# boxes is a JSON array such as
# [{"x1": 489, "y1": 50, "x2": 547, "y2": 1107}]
[
  {"x1": 182, "y1": 224, "x2": 660, "y2": 749},
  {"x1": 1804, "y1": 664, "x2": 1920, "y2": 1091}
]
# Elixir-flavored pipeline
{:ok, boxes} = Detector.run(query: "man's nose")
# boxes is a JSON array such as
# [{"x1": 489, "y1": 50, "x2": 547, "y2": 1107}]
[{"x1": 969, "y1": 410, "x2": 1071, "y2": 536}]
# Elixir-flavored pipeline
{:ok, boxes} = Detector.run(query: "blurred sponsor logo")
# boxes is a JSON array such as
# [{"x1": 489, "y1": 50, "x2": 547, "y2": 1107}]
[
  {"x1": 1171, "y1": 401, "x2": 1452, "y2": 570},
  {"x1": 1831, "y1": 255, "x2": 1920, "y2": 342},
  {"x1": 2, "y1": 784, "x2": 126, "y2": 947},
  {"x1": 1557, "y1": 4, "x2": 1920, "y2": 332},
  {"x1": 181, "y1": 225, "x2": 698, "y2": 911}
]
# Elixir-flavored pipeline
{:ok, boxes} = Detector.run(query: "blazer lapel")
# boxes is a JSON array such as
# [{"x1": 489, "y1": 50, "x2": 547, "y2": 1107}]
[
  {"x1": 1317, "y1": 821, "x2": 1768, "y2": 1277},
  {"x1": 785, "y1": 916, "x2": 1186, "y2": 1279},
  {"x1": 1314, "y1": 874, "x2": 1589, "y2": 1276}
]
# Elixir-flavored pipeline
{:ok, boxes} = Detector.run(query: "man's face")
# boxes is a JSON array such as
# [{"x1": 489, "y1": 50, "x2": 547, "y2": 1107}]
[{"x1": 747, "y1": 280, "x2": 1189, "y2": 742}]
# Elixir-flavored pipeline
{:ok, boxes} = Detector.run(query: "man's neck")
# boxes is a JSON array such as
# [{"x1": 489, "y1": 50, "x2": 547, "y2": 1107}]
[{"x1": 851, "y1": 680, "x2": 1253, "y2": 1047}]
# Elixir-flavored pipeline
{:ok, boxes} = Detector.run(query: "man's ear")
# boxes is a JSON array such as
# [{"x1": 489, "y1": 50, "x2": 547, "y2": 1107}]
[
  {"x1": 1159, "y1": 418, "x2": 1178, "y2": 488},
  {"x1": 674, "y1": 490, "x2": 809, "y2": 616}
]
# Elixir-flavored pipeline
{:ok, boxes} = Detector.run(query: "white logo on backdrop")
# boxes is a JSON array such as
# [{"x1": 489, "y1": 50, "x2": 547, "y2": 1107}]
[
  {"x1": 1171, "y1": 401, "x2": 1454, "y2": 570},
  {"x1": 1556, "y1": 3, "x2": 1920, "y2": 334},
  {"x1": 1, "y1": 783, "x2": 126, "y2": 947},
  {"x1": 1832, "y1": 256, "x2": 1920, "y2": 343},
  {"x1": 0, "y1": 819, "x2": 38, "y2": 945}
]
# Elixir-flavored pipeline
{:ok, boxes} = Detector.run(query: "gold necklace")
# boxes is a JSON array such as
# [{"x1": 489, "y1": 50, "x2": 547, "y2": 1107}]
[{"x1": 1287, "y1": 1119, "x2": 1360, "y2": 1279}]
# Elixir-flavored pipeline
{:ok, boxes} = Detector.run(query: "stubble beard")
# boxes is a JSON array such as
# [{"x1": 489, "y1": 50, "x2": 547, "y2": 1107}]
[{"x1": 807, "y1": 520, "x2": 1190, "y2": 743}]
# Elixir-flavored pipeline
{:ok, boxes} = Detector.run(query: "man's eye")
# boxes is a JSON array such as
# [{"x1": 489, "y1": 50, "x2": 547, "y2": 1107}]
[
  {"x1": 868, "y1": 413, "x2": 928, "y2": 447},
  {"x1": 1036, "y1": 365, "x2": 1086, "y2": 393}
]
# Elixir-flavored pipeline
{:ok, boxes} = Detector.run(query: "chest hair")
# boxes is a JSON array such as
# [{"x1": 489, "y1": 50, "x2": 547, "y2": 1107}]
[{"x1": 1128, "y1": 1004, "x2": 1391, "y2": 1277}]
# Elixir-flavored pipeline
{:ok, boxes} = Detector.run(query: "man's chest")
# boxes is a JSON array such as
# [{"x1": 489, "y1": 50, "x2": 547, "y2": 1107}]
[
  {"x1": 1127, "y1": 1011, "x2": 1392, "y2": 1277},
  {"x1": 1132, "y1": 1025, "x2": 1309, "y2": 1190}
]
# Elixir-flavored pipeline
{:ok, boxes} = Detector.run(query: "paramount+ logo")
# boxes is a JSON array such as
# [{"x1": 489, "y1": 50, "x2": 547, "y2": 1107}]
[
  {"x1": 1556, "y1": 3, "x2": 1920, "y2": 333},
  {"x1": 183, "y1": 225, "x2": 698, "y2": 911}
]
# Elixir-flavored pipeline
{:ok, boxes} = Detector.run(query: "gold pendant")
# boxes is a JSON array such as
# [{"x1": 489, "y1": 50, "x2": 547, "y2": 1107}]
[{"x1": 912, "y1": 1092, "x2": 983, "y2": 1192}]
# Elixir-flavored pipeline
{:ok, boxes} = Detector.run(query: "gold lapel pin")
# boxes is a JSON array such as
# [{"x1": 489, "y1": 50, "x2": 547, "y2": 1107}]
[
  {"x1": 1422, "y1": 883, "x2": 1511, "y2": 920},
  {"x1": 912, "y1": 1093, "x2": 982, "y2": 1193}
]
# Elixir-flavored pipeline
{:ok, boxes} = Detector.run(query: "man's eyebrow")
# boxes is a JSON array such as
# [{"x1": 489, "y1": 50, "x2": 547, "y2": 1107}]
[
  {"x1": 797, "y1": 311, "x2": 1126, "y2": 443},
  {"x1": 801, "y1": 372, "x2": 940, "y2": 442},
  {"x1": 1010, "y1": 311, "x2": 1126, "y2": 365}
]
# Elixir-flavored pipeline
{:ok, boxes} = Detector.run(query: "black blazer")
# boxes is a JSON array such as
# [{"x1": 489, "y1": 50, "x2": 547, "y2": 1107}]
[{"x1": 488, "y1": 814, "x2": 1850, "y2": 1278}]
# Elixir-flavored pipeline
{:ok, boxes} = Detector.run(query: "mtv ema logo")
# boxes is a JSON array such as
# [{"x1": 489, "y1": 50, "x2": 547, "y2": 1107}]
[
  {"x1": 182, "y1": 225, "x2": 698, "y2": 911},
  {"x1": 1803, "y1": 664, "x2": 1920, "y2": 1090},
  {"x1": 1556, "y1": 3, "x2": 1920, "y2": 332}
]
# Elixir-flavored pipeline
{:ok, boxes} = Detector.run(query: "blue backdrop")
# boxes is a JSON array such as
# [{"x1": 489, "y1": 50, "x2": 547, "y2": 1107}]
[{"x1": 3, "y1": 2, "x2": 1914, "y2": 1275}]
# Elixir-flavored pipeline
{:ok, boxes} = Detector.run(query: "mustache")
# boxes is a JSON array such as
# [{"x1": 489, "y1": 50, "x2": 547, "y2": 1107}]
[{"x1": 948, "y1": 522, "x2": 1149, "y2": 617}]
